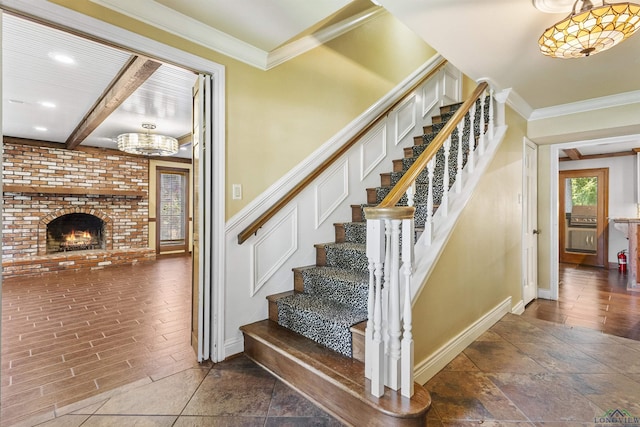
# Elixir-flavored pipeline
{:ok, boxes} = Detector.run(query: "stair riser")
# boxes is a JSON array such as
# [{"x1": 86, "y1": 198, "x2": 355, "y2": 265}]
[{"x1": 277, "y1": 304, "x2": 355, "y2": 357}]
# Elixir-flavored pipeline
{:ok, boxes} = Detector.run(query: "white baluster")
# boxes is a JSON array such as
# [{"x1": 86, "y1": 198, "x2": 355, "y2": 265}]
[
  {"x1": 467, "y1": 103, "x2": 476, "y2": 173},
  {"x1": 400, "y1": 219, "x2": 414, "y2": 398},
  {"x1": 488, "y1": 89, "x2": 495, "y2": 140},
  {"x1": 386, "y1": 219, "x2": 401, "y2": 390},
  {"x1": 479, "y1": 91, "x2": 486, "y2": 155},
  {"x1": 365, "y1": 257, "x2": 375, "y2": 379},
  {"x1": 423, "y1": 157, "x2": 435, "y2": 246},
  {"x1": 365, "y1": 217, "x2": 385, "y2": 397},
  {"x1": 441, "y1": 137, "x2": 450, "y2": 218},
  {"x1": 406, "y1": 181, "x2": 415, "y2": 208},
  {"x1": 455, "y1": 119, "x2": 464, "y2": 194},
  {"x1": 382, "y1": 220, "x2": 391, "y2": 373}
]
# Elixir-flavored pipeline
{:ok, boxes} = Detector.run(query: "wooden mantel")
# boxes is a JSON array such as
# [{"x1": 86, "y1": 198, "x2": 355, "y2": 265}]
[{"x1": 2, "y1": 185, "x2": 145, "y2": 197}]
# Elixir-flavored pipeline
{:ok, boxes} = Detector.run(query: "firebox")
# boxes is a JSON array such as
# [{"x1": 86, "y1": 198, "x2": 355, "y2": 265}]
[{"x1": 46, "y1": 213, "x2": 105, "y2": 254}]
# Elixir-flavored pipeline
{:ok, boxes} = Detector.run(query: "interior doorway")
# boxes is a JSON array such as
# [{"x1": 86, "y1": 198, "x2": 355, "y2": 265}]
[{"x1": 559, "y1": 168, "x2": 609, "y2": 268}]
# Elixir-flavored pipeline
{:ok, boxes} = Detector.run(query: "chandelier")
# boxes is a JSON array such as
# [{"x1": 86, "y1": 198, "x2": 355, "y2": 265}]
[
  {"x1": 538, "y1": 0, "x2": 640, "y2": 58},
  {"x1": 116, "y1": 123, "x2": 178, "y2": 156}
]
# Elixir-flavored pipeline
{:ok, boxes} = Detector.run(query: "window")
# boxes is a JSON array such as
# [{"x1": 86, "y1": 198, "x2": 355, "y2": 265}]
[{"x1": 156, "y1": 167, "x2": 189, "y2": 253}]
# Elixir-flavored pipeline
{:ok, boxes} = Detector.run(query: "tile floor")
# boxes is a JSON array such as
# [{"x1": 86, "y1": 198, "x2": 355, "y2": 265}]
[
  {"x1": 3, "y1": 259, "x2": 640, "y2": 426},
  {"x1": 7, "y1": 313, "x2": 640, "y2": 426}
]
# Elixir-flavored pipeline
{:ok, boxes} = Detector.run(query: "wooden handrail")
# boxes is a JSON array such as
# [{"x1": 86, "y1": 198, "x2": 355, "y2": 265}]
[
  {"x1": 377, "y1": 81, "x2": 489, "y2": 208},
  {"x1": 237, "y1": 59, "x2": 448, "y2": 244}
]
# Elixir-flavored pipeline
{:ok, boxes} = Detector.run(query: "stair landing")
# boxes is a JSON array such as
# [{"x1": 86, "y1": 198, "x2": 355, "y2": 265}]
[{"x1": 241, "y1": 320, "x2": 431, "y2": 427}]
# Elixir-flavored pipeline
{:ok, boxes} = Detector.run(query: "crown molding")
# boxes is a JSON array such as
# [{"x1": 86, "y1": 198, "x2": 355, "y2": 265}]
[
  {"x1": 529, "y1": 89, "x2": 640, "y2": 121},
  {"x1": 91, "y1": 0, "x2": 268, "y2": 69},
  {"x1": 266, "y1": 7, "x2": 384, "y2": 70},
  {"x1": 91, "y1": 0, "x2": 383, "y2": 71}
]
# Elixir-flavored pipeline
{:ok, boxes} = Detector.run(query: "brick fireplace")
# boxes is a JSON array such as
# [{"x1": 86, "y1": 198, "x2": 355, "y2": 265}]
[{"x1": 2, "y1": 141, "x2": 156, "y2": 278}]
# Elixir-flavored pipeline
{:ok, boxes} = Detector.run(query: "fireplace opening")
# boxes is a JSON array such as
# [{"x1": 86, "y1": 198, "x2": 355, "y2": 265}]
[{"x1": 47, "y1": 213, "x2": 106, "y2": 254}]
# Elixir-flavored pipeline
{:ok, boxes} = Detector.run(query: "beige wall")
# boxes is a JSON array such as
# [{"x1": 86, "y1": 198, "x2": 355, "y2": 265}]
[
  {"x1": 51, "y1": 1, "x2": 437, "y2": 219},
  {"x1": 412, "y1": 105, "x2": 526, "y2": 362}
]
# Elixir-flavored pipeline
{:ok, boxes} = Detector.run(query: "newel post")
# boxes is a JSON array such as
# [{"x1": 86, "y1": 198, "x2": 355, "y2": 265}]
[{"x1": 364, "y1": 206, "x2": 416, "y2": 398}]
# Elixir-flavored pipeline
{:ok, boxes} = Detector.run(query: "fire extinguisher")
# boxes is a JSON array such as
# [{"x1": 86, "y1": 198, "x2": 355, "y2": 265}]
[{"x1": 618, "y1": 250, "x2": 627, "y2": 274}]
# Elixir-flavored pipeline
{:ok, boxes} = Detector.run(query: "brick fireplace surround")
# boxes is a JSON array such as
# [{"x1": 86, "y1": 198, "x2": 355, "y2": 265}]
[{"x1": 2, "y1": 141, "x2": 156, "y2": 278}]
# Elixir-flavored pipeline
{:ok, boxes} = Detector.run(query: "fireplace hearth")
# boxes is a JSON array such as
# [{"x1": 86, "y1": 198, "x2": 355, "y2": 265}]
[{"x1": 47, "y1": 213, "x2": 105, "y2": 254}]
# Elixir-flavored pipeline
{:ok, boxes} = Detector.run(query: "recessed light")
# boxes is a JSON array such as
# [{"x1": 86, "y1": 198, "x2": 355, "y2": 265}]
[
  {"x1": 39, "y1": 101, "x2": 56, "y2": 108},
  {"x1": 49, "y1": 52, "x2": 75, "y2": 65},
  {"x1": 34, "y1": 126, "x2": 48, "y2": 132}
]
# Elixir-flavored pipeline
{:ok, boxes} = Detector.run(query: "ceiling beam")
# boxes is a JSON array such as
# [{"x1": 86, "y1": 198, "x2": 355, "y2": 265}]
[
  {"x1": 563, "y1": 148, "x2": 582, "y2": 160},
  {"x1": 65, "y1": 55, "x2": 162, "y2": 150},
  {"x1": 177, "y1": 133, "x2": 192, "y2": 146}
]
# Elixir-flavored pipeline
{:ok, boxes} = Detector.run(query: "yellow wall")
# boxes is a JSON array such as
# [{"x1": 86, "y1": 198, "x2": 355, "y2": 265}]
[
  {"x1": 148, "y1": 160, "x2": 193, "y2": 254},
  {"x1": 412, "y1": 105, "x2": 526, "y2": 363},
  {"x1": 50, "y1": 1, "x2": 437, "y2": 219}
]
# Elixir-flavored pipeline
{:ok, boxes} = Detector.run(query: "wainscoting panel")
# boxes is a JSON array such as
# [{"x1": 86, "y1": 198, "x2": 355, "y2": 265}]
[
  {"x1": 421, "y1": 77, "x2": 440, "y2": 118},
  {"x1": 360, "y1": 123, "x2": 387, "y2": 181},
  {"x1": 250, "y1": 205, "x2": 298, "y2": 296},
  {"x1": 442, "y1": 64, "x2": 461, "y2": 104},
  {"x1": 315, "y1": 160, "x2": 349, "y2": 228},
  {"x1": 394, "y1": 94, "x2": 416, "y2": 145}
]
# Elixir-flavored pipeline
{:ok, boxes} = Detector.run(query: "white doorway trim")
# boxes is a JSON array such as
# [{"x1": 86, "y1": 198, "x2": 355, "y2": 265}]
[
  {"x1": 546, "y1": 134, "x2": 640, "y2": 302},
  {"x1": 0, "y1": 0, "x2": 227, "y2": 361}
]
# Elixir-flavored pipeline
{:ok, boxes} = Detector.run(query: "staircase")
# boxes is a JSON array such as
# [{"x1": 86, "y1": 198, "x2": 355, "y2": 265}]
[{"x1": 240, "y1": 101, "x2": 476, "y2": 426}]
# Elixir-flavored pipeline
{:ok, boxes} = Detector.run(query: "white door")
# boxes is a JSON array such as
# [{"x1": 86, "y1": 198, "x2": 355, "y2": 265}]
[
  {"x1": 191, "y1": 74, "x2": 212, "y2": 361},
  {"x1": 523, "y1": 139, "x2": 538, "y2": 305}
]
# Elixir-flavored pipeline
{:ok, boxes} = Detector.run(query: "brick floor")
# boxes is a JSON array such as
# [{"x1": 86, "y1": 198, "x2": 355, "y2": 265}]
[{"x1": 0, "y1": 255, "x2": 197, "y2": 426}]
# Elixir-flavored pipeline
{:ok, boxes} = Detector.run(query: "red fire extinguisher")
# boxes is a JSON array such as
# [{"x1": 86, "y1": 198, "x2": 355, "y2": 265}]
[{"x1": 618, "y1": 250, "x2": 627, "y2": 274}]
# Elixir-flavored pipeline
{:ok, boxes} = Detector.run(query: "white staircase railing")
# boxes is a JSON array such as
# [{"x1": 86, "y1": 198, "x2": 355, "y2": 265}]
[{"x1": 363, "y1": 82, "x2": 498, "y2": 398}]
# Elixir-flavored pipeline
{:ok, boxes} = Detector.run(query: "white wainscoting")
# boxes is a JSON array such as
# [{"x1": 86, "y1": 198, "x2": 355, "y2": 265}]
[{"x1": 223, "y1": 57, "x2": 462, "y2": 359}]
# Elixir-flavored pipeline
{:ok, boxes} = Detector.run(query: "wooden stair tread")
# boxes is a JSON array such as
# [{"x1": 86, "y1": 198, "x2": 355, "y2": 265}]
[{"x1": 241, "y1": 319, "x2": 431, "y2": 426}]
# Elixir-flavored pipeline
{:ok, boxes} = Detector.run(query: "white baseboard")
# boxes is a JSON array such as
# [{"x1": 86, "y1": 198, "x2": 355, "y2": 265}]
[
  {"x1": 413, "y1": 296, "x2": 512, "y2": 385},
  {"x1": 511, "y1": 299, "x2": 525, "y2": 315},
  {"x1": 224, "y1": 337, "x2": 245, "y2": 360},
  {"x1": 537, "y1": 288, "x2": 553, "y2": 300}
]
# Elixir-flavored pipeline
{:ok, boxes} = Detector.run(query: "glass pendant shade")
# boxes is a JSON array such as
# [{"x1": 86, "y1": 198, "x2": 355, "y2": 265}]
[
  {"x1": 116, "y1": 132, "x2": 179, "y2": 156},
  {"x1": 539, "y1": 1, "x2": 640, "y2": 58}
]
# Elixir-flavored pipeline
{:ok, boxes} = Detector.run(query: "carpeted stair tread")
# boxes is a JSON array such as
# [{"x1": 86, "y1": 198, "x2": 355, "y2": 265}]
[
  {"x1": 340, "y1": 221, "x2": 366, "y2": 244},
  {"x1": 298, "y1": 266, "x2": 368, "y2": 311},
  {"x1": 320, "y1": 242, "x2": 368, "y2": 273},
  {"x1": 277, "y1": 293, "x2": 367, "y2": 356}
]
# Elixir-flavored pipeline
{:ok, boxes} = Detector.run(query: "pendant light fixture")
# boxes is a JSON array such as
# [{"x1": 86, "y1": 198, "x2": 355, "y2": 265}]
[
  {"x1": 539, "y1": 0, "x2": 640, "y2": 58},
  {"x1": 116, "y1": 123, "x2": 179, "y2": 156}
]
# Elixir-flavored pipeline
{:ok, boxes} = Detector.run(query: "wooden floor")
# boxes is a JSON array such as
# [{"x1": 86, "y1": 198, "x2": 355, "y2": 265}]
[
  {"x1": 0, "y1": 255, "x2": 199, "y2": 426},
  {"x1": 522, "y1": 263, "x2": 640, "y2": 341}
]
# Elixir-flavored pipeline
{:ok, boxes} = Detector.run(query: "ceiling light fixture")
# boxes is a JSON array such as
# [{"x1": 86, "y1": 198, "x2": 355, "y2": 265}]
[
  {"x1": 539, "y1": 0, "x2": 640, "y2": 58},
  {"x1": 116, "y1": 123, "x2": 178, "y2": 156}
]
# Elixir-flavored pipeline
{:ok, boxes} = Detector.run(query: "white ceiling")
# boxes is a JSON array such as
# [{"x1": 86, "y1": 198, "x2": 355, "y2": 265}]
[
  {"x1": 2, "y1": 0, "x2": 640, "y2": 159},
  {"x1": 2, "y1": 12, "x2": 197, "y2": 158}
]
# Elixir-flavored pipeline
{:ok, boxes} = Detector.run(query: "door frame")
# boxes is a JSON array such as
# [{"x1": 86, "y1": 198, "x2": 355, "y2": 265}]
[
  {"x1": 1, "y1": 0, "x2": 227, "y2": 362},
  {"x1": 155, "y1": 166, "x2": 190, "y2": 255},
  {"x1": 558, "y1": 168, "x2": 609, "y2": 268},
  {"x1": 522, "y1": 138, "x2": 538, "y2": 307}
]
